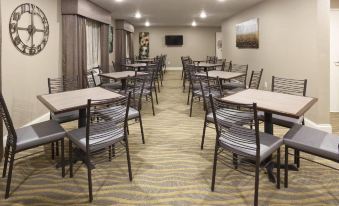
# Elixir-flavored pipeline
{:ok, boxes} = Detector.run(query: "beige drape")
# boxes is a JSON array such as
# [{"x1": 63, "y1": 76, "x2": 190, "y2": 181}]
[
  {"x1": 100, "y1": 24, "x2": 109, "y2": 73},
  {"x1": 115, "y1": 29, "x2": 127, "y2": 71},
  {"x1": 62, "y1": 15, "x2": 87, "y2": 89},
  {"x1": 0, "y1": 0, "x2": 3, "y2": 162},
  {"x1": 127, "y1": 32, "x2": 134, "y2": 60}
]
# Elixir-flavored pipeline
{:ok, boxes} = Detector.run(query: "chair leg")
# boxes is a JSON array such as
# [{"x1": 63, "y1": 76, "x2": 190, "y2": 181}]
[
  {"x1": 157, "y1": 78, "x2": 161, "y2": 93},
  {"x1": 187, "y1": 86, "x2": 191, "y2": 105},
  {"x1": 109, "y1": 146, "x2": 112, "y2": 161},
  {"x1": 87, "y1": 163, "x2": 93, "y2": 202},
  {"x1": 2, "y1": 143, "x2": 10, "y2": 178},
  {"x1": 5, "y1": 150, "x2": 15, "y2": 199},
  {"x1": 124, "y1": 136, "x2": 133, "y2": 181},
  {"x1": 276, "y1": 148, "x2": 281, "y2": 189},
  {"x1": 189, "y1": 94, "x2": 194, "y2": 117},
  {"x1": 201, "y1": 118, "x2": 207, "y2": 150},
  {"x1": 61, "y1": 140, "x2": 65, "y2": 178},
  {"x1": 69, "y1": 141, "x2": 73, "y2": 178},
  {"x1": 150, "y1": 93, "x2": 155, "y2": 116},
  {"x1": 294, "y1": 149, "x2": 300, "y2": 168},
  {"x1": 51, "y1": 142, "x2": 55, "y2": 160},
  {"x1": 254, "y1": 160, "x2": 260, "y2": 206},
  {"x1": 233, "y1": 153, "x2": 238, "y2": 169},
  {"x1": 284, "y1": 146, "x2": 289, "y2": 188},
  {"x1": 127, "y1": 124, "x2": 130, "y2": 135},
  {"x1": 153, "y1": 84, "x2": 159, "y2": 105},
  {"x1": 139, "y1": 114, "x2": 145, "y2": 144},
  {"x1": 56, "y1": 141, "x2": 59, "y2": 156},
  {"x1": 211, "y1": 141, "x2": 218, "y2": 192},
  {"x1": 112, "y1": 144, "x2": 116, "y2": 157}
]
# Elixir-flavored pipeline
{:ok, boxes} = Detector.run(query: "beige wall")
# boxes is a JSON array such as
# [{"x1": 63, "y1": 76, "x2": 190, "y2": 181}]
[
  {"x1": 222, "y1": 0, "x2": 330, "y2": 124},
  {"x1": 134, "y1": 26, "x2": 221, "y2": 67},
  {"x1": 1, "y1": 0, "x2": 62, "y2": 127}
]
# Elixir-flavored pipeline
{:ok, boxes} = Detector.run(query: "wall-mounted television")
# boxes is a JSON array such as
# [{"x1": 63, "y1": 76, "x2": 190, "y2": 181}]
[{"x1": 165, "y1": 35, "x2": 183, "y2": 46}]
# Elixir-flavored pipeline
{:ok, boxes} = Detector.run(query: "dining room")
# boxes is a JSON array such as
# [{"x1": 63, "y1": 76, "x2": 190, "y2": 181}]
[{"x1": 0, "y1": 0, "x2": 338, "y2": 205}]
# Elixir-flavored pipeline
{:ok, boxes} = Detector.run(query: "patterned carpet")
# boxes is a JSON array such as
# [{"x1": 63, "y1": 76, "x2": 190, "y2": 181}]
[{"x1": 0, "y1": 71, "x2": 338, "y2": 205}]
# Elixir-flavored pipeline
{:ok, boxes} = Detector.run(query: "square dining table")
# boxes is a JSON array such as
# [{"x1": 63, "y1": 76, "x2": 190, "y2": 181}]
[
  {"x1": 190, "y1": 62, "x2": 223, "y2": 72},
  {"x1": 37, "y1": 87, "x2": 122, "y2": 127},
  {"x1": 222, "y1": 89, "x2": 318, "y2": 182},
  {"x1": 196, "y1": 71, "x2": 245, "y2": 80},
  {"x1": 122, "y1": 63, "x2": 156, "y2": 71},
  {"x1": 99, "y1": 71, "x2": 147, "y2": 89}
]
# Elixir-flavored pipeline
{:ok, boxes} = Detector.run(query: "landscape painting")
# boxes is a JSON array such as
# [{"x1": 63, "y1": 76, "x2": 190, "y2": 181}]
[{"x1": 236, "y1": 18, "x2": 259, "y2": 48}]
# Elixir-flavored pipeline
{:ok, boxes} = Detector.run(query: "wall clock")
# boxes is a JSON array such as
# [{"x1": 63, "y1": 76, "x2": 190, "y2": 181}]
[{"x1": 9, "y1": 3, "x2": 49, "y2": 56}]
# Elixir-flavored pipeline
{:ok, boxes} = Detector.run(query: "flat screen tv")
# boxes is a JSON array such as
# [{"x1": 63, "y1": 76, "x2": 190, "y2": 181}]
[{"x1": 165, "y1": 35, "x2": 183, "y2": 46}]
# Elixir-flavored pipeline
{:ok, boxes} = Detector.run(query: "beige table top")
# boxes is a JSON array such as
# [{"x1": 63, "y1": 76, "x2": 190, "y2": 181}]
[
  {"x1": 222, "y1": 89, "x2": 318, "y2": 118},
  {"x1": 135, "y1": 59, "x2": 154, "y2": 63},
  {"x1": 197, "y1": 71, "x2": 245, "y2": 80},
  {"x1": 190, "y1": 63, "x2": 222, "y2": 67},
  {"x1": 37, "y1": 87, "x2": 122, "y2": 114},
  {"x1": 99, "y1": 71, "x2": 146, "y2": 80},
  {"x1": 123, "y1": 63, "x2": 155, "y2": 68}
]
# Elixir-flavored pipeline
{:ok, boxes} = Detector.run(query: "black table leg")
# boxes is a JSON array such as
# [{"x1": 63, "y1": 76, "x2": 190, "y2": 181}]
[
  {"x1": 121, "y1": 79, "x2": 127, "y2": 90},
  {"x1": 78, "y1": 108, "x2": 87, "y2": 128},
  {"x1": 263, "y1": 112, "x2": 277, "y2": 183}
]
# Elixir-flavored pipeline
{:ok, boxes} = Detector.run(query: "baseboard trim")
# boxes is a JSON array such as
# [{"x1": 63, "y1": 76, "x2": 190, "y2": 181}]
[
  {"x1": 166, "y1": 67, "x2": 182, "y2": 71},
  {"x1": 304, "y1": 118, "x2": 332, "y2": 133}
]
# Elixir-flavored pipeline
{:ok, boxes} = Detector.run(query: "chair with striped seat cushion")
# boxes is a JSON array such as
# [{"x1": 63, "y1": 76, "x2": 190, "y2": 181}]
[
  {"x1": 209, "y1": 95, "x2": 282, "y2": 206},
  {"x1": 67, "y1": 94, "x2": 132, "y2": 202}
]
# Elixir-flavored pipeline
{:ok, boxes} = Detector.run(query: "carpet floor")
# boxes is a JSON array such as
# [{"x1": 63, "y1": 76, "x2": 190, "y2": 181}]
[{"x1": 0, "y1": 71, "x2": 338, "y2": 205}]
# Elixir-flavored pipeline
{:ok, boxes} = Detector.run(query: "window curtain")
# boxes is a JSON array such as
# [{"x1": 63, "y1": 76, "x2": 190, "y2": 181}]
[
  {"x1": 127, "y1": 32, "x2": 134, "y2": 60},
  {"x1": 115, "y1": 29, "x2": 127, "y2": 71},
  {"x1": 100, "y1": 24, "x2": 109, "y2": 73},
  {"x1": 86, "y1": 20, "x2": 101, "y2": 71},
  {"x1": 62, "y1": 15, "x2": 87, "y2": 89}
]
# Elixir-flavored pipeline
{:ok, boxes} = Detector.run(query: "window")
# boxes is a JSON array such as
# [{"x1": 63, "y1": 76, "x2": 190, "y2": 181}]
[{"x1": 86, "y1": 20, "x2": 101, "y2": 71}]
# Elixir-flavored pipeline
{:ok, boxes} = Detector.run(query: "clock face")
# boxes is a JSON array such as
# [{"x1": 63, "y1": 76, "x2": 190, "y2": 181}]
[{"x1": 9, "y1": 3, "x2": 49, "y2": 56}]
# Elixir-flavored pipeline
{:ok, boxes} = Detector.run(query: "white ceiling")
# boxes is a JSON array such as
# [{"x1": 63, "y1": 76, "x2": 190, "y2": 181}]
[{"x1": 90, "y1": 0, "x2": 266, "y2": 27}]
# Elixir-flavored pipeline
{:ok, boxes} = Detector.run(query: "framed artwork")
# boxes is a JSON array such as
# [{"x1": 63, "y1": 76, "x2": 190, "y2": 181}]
[
  {"x1": 139, "y1": 32, "x2": 150, "y2": 58},
  {"x1": 109, "y1": 26, "x2": 114, "y2": 53},
  {"x1": 236, "y1": 18, "x2": 259, "y2": 49}
]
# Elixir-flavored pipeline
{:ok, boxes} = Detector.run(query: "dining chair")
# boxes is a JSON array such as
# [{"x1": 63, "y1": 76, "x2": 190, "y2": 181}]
[
  {"x1": 199, "y1": 72, "x2": 224, "y2": 149},
  {"x1": 225, "y1": 69, "x2": 264, "y2": 95},
  {"x1": 143, "y1": 64, "x2": 158, "y2": 115},
  {"x1": 67, "y1": 93, "x2": 132, "y2": 202},
  {"x1": 122, "y1": 72, "x2": 146, "y2": 143},
  {"x1": 1, "y1": 93, "x2": 66, "y2": 199},
  {"x1": 223, "y1": 64, "x2": 249, "y2": 90},
  {"x1": 209, "y1": 95, "x2": 282, "y2": 206},
  {"x1": 187, "y1": 64, "x2": 205, "y2": 117},
  {"x1": 182, "y1": 57, "x2": 192, "y2": 92},
  {"x1": 268, "y1": 76, "x2": 307, "y2": 168},
  {"x1": 48, "y1": 76, "x2": 79, "y2": 159},
  {"x1": 89, "y1": 66, "x2": 122, "y2": 91},
  {"x1": 181, "y1": 56, "x2": 191, "y2": 81}
]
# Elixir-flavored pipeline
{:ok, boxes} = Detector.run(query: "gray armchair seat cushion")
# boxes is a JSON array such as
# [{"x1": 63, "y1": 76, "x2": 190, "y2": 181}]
[
  {"x1": 193, "y1": 90, "x2": 221, "y2": 98},
  {"x1": 206, "y1": 109, "x2": 253, "y2": 127},
  {"x1": 219, "y1": 127, "x2": 283, "y2": 162},
  {"x1": 258, "y1": 112, "x2": 303, "y2": 128},
  {"x1": 224, "y1": 87, "x2": 246, "y2": 96},
  {"x1": 67, "y1": 126, "x2": 124, "y2": 152},
  {"x1": 284, "y1": 124, "x2": 339, "y2": 162},
  {"x1": 15, "y1": 120, "x2": 66, "y2": 151},
  {"x1": 51, "y1": 111, "x2": 79, "y2": 124}
]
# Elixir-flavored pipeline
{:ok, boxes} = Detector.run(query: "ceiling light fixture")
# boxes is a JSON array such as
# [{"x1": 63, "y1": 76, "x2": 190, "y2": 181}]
[
  {"x1": 115, "y1": 0, "x2": 123, "y2": 2},
  {"x1": 145, "y1": 21, "x2": 150, "y2": 27},
  {"x1": 135, "y1": 11, "x2": 142, "y2": 19},
  {"x1": 192, "y1": 21, "x2": 197, "y2": 27},
  {"x1": 200, "y1": 10, "x2": 207, "y2": 18}
]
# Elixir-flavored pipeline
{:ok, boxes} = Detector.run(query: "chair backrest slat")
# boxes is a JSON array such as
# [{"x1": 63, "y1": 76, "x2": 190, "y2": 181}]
[
  {"x1": 0, "y1": 94, "x2": 17, "y2": 147},
  {"x1": 272, "y1": 76, "x2": 307, "y2": 96},
  {"x1": 248, "y1": 69, "x2": 264, "y2": 89}
]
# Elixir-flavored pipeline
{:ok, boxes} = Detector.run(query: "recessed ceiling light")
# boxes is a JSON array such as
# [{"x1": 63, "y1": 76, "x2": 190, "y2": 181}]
[
  {"x1": 218, "y1": 0, "x2": 226, "y2": 2},
  {"x1": 200, "y1": 10, "x2": 207, "y2": 18},
  {"x1": 192, "y1": 21, "x2": 197, "y2": 27},
  {"x1": 145, "y1": 21, "x2": 150, "y2": 27},
  {"x1": 135, "y1": 11, "x2": 142, "y2": 19},
  {"x1": 115, "y1": 0, "x2": 123, "y2": 2}
]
